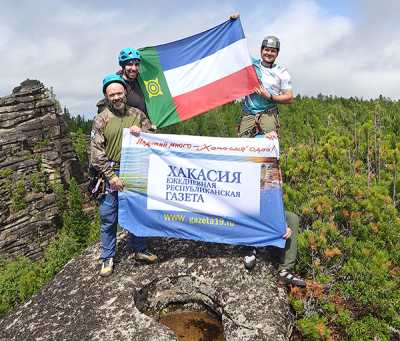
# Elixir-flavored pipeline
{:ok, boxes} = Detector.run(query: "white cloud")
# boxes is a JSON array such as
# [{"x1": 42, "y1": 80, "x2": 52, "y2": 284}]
[
  {"x1": 0, "y1": 0, "x2": 399, "y2": 118},
  {"x1": 250, "y1": 0, "x2": 400, "y2": 100}
]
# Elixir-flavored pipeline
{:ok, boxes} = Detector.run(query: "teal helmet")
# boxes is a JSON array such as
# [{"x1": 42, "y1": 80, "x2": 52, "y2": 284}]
[
  {"x1": 118, "y1": 48, "x2": 141, "y2": 66},
  {"x1": 102, "y1": 74, "x2": 127, "y2": 94}
]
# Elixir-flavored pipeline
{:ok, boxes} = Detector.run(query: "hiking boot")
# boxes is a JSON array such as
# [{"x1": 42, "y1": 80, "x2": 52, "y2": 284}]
[
  {"x1": 244, "y1": 249, "x2": 257, "y2": 270},
  {"x1": 279, "y1": 269, "x2": 306, "y2": 288},
  {"x1": 134, "y1": 250, "x2": 158, "y2": 263},
  {"x1": 99, "y1": 258, "x2": 114, "y2": 277}
]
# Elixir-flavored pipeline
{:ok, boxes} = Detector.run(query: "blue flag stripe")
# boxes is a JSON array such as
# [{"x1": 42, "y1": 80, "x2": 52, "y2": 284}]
[{"x1": 155, "y1": 19, "x2": 244, "y2": 71}]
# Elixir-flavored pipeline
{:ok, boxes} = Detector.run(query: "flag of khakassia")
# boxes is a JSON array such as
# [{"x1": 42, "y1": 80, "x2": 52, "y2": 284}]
[{"x1": 138, "y1": 18, "x2": 259, "y2": 128}]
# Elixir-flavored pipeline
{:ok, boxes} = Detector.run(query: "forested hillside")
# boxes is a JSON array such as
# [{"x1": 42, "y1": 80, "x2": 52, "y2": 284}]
[
  {"x1": 1, "y1": 96, "x2": 399, "y2": 340},
  {"x1": 162, "y1": 96, "x2": 400, "y2": 340},
  {"x1": 279, "y1": 96, "x2": 400, "y2": 340}
]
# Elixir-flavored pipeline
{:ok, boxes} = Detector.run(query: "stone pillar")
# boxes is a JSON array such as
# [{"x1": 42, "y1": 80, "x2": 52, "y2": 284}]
[{"x1": 0, "y1": 79, "x2": 84, "y2": 260}]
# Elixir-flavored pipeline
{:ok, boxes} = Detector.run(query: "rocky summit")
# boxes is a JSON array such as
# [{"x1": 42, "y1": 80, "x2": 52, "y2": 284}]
[
  {"x1": 0, "y1": 80, "x2": 83, "y2": 260},
  {"x1": 0, "y1": 235, "x2": 294, "y2": 340}
]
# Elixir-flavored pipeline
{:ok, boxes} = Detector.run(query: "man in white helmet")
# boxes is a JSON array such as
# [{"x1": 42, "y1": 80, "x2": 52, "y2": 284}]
[
  {"x1": 231, "y1": 25, "x2": 304, "y2": 287},
  {"x1": 238, "y1": 35, "x2": 293, "y2": 138}
]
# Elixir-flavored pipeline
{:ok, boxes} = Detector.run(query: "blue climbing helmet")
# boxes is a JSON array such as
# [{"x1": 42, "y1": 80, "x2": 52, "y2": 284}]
[
  {"x1": 102, "y1": 74, "x2": 127, "y2": 94},
  {"x1": 118, "y1": 48, "x2": 141, "y2": 66}
]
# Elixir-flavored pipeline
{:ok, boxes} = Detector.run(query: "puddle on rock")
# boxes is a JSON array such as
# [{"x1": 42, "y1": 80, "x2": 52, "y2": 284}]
[{"x1": 159, "y1": 310, "x2": 224, "y2": 341}]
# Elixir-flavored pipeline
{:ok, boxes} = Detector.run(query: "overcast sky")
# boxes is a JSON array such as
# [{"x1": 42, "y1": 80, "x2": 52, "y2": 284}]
[{"x1": 1, "y1": 0, "x2": 399, "y2": 117}]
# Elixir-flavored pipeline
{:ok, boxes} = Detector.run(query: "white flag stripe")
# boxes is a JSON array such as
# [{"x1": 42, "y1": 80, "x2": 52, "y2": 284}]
[{"x1": 164, "y1": 38, "x2": 253, "y2": 98}]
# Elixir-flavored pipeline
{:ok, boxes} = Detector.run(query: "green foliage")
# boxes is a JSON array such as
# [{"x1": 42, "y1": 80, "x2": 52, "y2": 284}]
[
  {"x1": 63, "y1": 178, "x2": 91, "y2": 245},
  {"x1": 0, "y1": 177, "x2": 97, "y2": 318},
  {"x1": 0, "y1": 169, "x2": 13, "y2": 199},
  {"x1": 29, "y1": 172, "x2": 46, "y2": 192},
  {"x1": 274, "y1": 96, "x2": 400, "y2": 340},
  {"x1": 345, "y1": 315, "x2": 390, "y2": 341},
  {"x1": 0, "y1": 257, "x2": 42, "y2": 316},
  {"x1": 62, "y1": 109, "x2": 91, "y2": 165},
  {"x1": 50, "y1": 179, "x2": 66, "y2": 211},
  {"x1": 86, "y1": 212, "x2": 101, "y2": 245},
  {"x1": 164, "y1": 97, "x2": 400, "y2": 339},
  {"x1": 1, "y1": 97, "x2": 400, "y2": 341},
  {"x1": 160, "y1": 102, "x2": 240, "y2": 137},
  {"x1": 10, "y1": 180, "x2": 26, "y2": 212},
  {"x1": 0, "y1": 168, "x2": 13, "y2": 178},
  {"x1": 33, "y1": 139, "x2": 49, "y2": 150},
  {"x1": 297, "y1": 314, "x2": 332, "y2": 340},
  {"x1": 289, "y1": 294, "x2": 304, "y2": 315},
  {"x1": 32, "y1": 153, "x2": 42, "y2": 169},
  {"x1": 40, "y1": 231, "x2": 80, "y2": 282},
  {"x1": 63, "y1": 108, "x2": 92, "y2": 134},
  {"x1": 70, "y1": 128, "x2": 89, "y2": 166}
]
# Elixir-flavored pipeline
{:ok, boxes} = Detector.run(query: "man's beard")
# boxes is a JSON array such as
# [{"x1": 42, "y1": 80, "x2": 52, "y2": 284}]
[
  {"x1": 123, "y1": 69, "x2": 138, "y2": 80},
  {"x1": 108, "y1": 96, "x2": 127, "y2": 114}
]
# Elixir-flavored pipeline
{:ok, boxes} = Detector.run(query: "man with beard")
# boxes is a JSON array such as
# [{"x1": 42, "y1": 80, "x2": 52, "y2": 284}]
[
  {"x1": 90, "y1": 74, "x2": 157, "y2": 277},
  {"x1": 96, "y1": 48, "x2": 148, "y2": 118}
]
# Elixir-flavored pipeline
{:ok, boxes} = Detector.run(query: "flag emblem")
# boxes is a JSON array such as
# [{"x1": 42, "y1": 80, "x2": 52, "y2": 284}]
[{"x1": 144, "y1": 78, "x2": 163, "y2": 98}]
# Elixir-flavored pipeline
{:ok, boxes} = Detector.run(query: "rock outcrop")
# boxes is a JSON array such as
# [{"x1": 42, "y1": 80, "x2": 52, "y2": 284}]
[
  {"x1": 0, "y1": 80, "x2": 84, "y2": 260},
  {"x1": 0, "y1": 236, "x2": 294, "y2": 340}
]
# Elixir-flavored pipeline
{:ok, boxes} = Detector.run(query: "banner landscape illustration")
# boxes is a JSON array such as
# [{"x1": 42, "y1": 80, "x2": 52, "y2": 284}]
[{"x1": 118, "y1": 131, "x2": 286, "y2": 248}]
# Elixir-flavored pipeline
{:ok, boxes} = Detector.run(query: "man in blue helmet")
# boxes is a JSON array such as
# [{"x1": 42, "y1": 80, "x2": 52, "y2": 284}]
[
  {"x1": 91, "y1": 74, "x2": 158, "y2": 277},
  {"x1": 97, "y1": 48, "x2": 149, "y2": 118}
]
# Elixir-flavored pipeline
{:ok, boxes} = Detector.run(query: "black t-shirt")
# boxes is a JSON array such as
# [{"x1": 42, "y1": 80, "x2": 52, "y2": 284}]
[{"x1": 125, "y1": 79, "x2": 147, "y2": 115}]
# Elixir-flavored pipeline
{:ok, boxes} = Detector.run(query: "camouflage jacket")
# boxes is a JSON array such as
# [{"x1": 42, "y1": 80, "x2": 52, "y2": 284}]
[{"x1": 90, "y1": 104, "x2": 153, "y2": 180}]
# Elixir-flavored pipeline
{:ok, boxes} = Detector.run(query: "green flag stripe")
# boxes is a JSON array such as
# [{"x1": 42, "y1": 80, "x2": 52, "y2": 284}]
[{"x1": 138, "y1": 47, "x2": 180, "y2": 128}]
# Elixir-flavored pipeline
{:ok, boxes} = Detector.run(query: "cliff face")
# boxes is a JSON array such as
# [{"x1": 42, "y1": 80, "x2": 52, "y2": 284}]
[{"x1": 0, "y1": 80, "x2": 84, "y2": 260}]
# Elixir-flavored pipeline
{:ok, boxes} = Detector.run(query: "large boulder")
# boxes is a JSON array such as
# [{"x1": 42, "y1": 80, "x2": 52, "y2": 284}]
[{"x1": 0, "y1": 236, "x2": 294, "y2": 340}]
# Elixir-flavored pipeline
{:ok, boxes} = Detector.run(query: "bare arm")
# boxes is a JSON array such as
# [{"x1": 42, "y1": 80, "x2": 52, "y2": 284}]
[
  {"x1": 254, "y1": 86, "x2": 293, "y2": 104},
  {"x1": 271, "y1": 89, "x2": 293, "y2": 104}
]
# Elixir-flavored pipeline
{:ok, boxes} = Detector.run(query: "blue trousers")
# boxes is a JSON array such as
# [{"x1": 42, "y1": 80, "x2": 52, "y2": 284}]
[{"x1": 99, "y1": 191, "x2": 147, "y2": 260}]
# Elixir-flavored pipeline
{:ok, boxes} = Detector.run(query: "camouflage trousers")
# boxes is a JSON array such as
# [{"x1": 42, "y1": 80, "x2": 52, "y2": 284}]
[
  {"x1": 280, "y1": 211, "x2": 299, "y2": 271},
  {"x1": 237, "y1": 107, "x2": 280, "y2": 137}
]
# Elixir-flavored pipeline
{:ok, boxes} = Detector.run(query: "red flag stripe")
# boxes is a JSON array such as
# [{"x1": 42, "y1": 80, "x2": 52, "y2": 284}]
[{"x1": 173, "y1": 66, "x2": 259, "y2": 122}]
